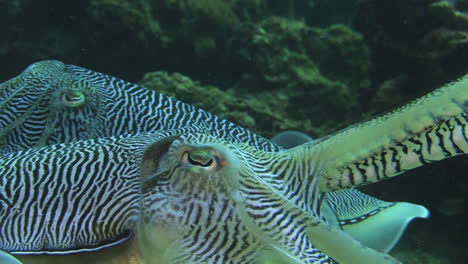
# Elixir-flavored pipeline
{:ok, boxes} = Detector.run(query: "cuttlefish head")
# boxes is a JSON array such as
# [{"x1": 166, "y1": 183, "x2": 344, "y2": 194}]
[
  {"x1": 0, "y1": 60, "x2": 100, "y2": 153},
  {"x1": 139, "y1": 133, "x2": 259, "y2": 263},
  {"x1": 139, "y1": 132, "x2": 401, "y2": 264},
  {"x1": 141, "y1": 133, "x2": 243, "y2": 194}
]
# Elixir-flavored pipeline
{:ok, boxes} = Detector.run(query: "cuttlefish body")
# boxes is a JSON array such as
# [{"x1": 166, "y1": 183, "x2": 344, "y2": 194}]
[
  {"x1": 138, "y1": 92, "x2": 468, "y2": 263},
  {"x1": 0, "y1": 62, "x2": 466, "y2": 263},
  {"x1": 0, "y1": 61, "x2": 277, "y2": 154},
  {"x1": 0, "y1": 128, "x2": 404, "y2": 264},
  {"x1": 139, "y1": 132, "x2": 404, "y2": 263}
]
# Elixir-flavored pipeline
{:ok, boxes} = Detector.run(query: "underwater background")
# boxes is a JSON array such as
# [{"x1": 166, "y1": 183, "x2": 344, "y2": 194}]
[{"x1": 0, "y1": 0, "x2": 467, "y2": 263}]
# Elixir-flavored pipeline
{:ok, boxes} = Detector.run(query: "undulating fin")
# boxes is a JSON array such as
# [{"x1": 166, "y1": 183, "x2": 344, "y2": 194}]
[
  {"x1": 271, "y1": 130, "x2": 430, "y2": 253},
  {"x1": 324, "y1": 189, "x2": 429, "y2": 253},
  {"x1": 0, "y1": 250, "x2": 22, "y2": 264},
  {"x1": 15, "y1": 238, "x2": 143, "y2": 264},
  {"x1": 286, "y1": 74, "x2": 468, "y2": 191}
]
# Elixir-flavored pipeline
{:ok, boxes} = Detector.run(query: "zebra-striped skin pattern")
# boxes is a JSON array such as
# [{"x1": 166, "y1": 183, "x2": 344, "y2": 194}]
[
  {"x1": 0, "y1": 60, "x2": 278, "y2": 154},
  {"x1": 1, "y1": 61, "x2": 465, "y2": 192},
  {"x1": 0, "y1": 127, "x2": 338, "y2": 263},
  {"x1": 0, "y1": 61, "x2": 466, "y2": 262},
  {"x1": 0, "y1": 127, "x2": 201, "y2": 254},
  {"x1": 0, "y1": 126, "x2": 407, "y2": 263},
  {"x1": 141, "y1": 133, "x2": 336, "y2": 264},
  {"x1": 140, "y1": 131, "x2": 408, "y2": 263}
]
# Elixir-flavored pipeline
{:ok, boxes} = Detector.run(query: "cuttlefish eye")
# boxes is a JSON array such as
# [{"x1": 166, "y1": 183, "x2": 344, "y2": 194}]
[
  {"x1": 61, "y1": 90, "x2": 85, "y2": 107},
  {"x1": 181, "y1": 148, "x2": 224, "y2": 173}
]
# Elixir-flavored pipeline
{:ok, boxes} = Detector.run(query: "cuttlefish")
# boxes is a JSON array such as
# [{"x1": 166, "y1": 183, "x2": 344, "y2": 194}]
[
  {"x1": 137, "y1": 131, "x2": 414, "y2": 264},
  {"x1": 129, "y1": 77, "x2": 468, "y2": 262},
  {"x1": 0, "y1": 61, "x2": 432, "y2": 257},
  {"x1": 0, "y1": 61, "x2": 276, "y2": 154},
  {"x1": 0, "y1": 65, "x2": 465, "y2": 263}
]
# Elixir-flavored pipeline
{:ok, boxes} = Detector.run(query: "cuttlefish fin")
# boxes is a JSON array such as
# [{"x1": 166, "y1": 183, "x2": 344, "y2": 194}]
[
  {"x1": 305, "y1": 221, "x2": 401, "y2": 264},
  {"x1": 324, "y1": 189, "x2": 429, "y2": 253},
  {"x1": 272, "y1": 131, "x2": 429, "y2": 253},
  {"x1": 0, "y1": 250, "x2": 22, "y2": 264}
]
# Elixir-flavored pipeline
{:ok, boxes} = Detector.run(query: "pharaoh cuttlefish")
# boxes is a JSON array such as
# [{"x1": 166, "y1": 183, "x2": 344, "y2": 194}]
[{"x1": 0, "y1": 61, "x2": 466, "y2": 263}]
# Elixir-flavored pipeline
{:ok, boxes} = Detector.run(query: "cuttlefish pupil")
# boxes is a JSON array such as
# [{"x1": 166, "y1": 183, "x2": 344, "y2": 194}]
[
  {"x1": 180, "y1": 148, "x2": 223, "y2": 173},
  {"x1": 186, "y1": 151, "x2": 213, "y2": 166},
  {"x1": 61, "y1": 90, "x2": 85, "y2": 107}
]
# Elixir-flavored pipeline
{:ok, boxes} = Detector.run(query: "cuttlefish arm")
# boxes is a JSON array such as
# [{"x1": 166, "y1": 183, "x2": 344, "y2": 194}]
[
  {"x1": 235, "y1": 103, "x2": 468, "y2": 263},
  {"x1": 232, "y1": 156, "x2": 401, "y2": 264},
  {"x1": 272, "y1": 131, "x2": 430, "y2": 253},
  {"x1": 296, "y1": 74, "x2": 468, "y2": 191},
  {"x1": 137, "y1": 130, "x2": 413, "y2": 263}
]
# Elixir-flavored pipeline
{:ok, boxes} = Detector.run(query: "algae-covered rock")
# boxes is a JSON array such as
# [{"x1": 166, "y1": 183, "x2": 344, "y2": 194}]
[
  {"x1": 139, "y1": 71, "x2": 324, "y2": 138},
  {"x1": 87, "y1": 0, "x2": 161, "y2": 47},
  {"x1": 0, "y1": 0, "x2": 267, "y2": 82},
  {"x1": 0, "y1": 1, "x2": 85, "y2": 79},
  {"x1": 161, "y1": 0, "x2": 239, "y2": 57},
  {"x1": 157, "y1": 0, "x2": 256, "y2": 57},
  {"x1": 354, "y1": 0, "x2": 468, "y2": 114},
  {"x1": 165, "y1": 0, "x2": 240, "y2": 29},
  {"x1": 305, "y1": 24, "x2": 371, "y2": 91},
  {"x1": 231, "y1": 17, "x2": 371, "y2": 133}
]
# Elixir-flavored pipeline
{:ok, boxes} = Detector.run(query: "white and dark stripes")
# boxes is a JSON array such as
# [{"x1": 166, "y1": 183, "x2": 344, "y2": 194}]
[
  {"x1": 0, "y1": 133, "x2": 156, "y2": 253},
  {"x1": 141, "y1": 133, "x2": 335, "y2": 263},
  {"x1": 0, "y1": 61, "x2": 466, "y2": 263},
  {"x1": 328, "y1": 112, "x2": 468, "y2": 189},
  {"x1": 0, "y1": 60, "x2": 279, "y2": 154},
  {"x1": 0, "y1": 127, "x2": 200, "y2": 254}
]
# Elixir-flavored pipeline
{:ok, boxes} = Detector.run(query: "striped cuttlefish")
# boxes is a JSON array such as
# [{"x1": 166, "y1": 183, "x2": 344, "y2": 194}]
[{"x1": 0, "y1": 62, "x2": 466, "y2": 263}]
